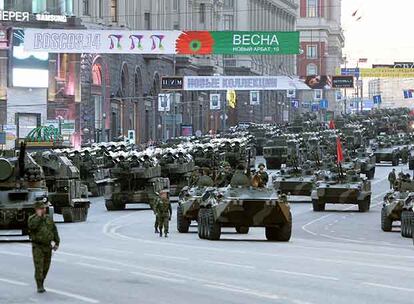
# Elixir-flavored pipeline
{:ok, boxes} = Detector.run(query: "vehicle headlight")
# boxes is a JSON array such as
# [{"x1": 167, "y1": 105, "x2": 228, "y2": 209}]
[{"x1": 42, "y1": 197, "x2": 48, "y2": 203}]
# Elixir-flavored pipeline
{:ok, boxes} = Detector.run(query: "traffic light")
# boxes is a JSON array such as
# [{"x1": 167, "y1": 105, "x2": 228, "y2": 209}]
[{"x1": 227, "y1": 90, "x2": 237, "y2": 109}]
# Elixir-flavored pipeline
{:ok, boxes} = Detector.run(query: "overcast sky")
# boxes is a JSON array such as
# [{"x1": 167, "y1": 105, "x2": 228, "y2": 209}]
[{"x1": 342, "y1": 0, "x2": 414, "y2": 66}]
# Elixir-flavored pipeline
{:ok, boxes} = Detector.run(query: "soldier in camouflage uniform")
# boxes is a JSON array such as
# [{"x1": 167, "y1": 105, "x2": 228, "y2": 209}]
[
  {"x1": 28, "y1": 201, "x2": 60, "y2": 293},
  {"x1": 230, "y1": 165, "x2": 251, "y2": 188},
  {"x1": 154, "y1": 189, "x2": 172, "y2": 237},
  {"x1": 197, "y1": 168, "x2": 214, "y2": 187},
  {"x1": 189, "y1": 166, "x2": 201, "y2": 187},
  {"x1": 257, "y1": 163, "x2": 269, "y2": 187},
  {"x1": 215, "y1": 162, "x2": 233, "y2": 187}
]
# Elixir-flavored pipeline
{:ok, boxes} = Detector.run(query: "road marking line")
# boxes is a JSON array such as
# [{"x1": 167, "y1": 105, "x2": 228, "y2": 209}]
[
  {"x1": 203, "y1": 284, "x2": 281, "y2": 300},
  {"x1": 269, "y1": 269, "x2": 339, "y2": 281},
  {"x1": 76, "y1": 262, "x2": 121, "y2": 272},
  {"x1": 144, "y1": 253, "x2": 189, "y2": 261},
  {"x1": 0, "y1": 250, "x2": 31, "y2": 258},
  {"x1": 363, "y1": 282, "x2": 414, "y2": 292},
  {"x1": 47, "y1": 288, "x2": 99, "y2": 303},
  {"x1": 204, "y1": 261, "x2": 256, "y2": 269},
  {"x1": 130, "y1": 272, "x2": 186, "y2": 283},
  {"x1": 0, "y1": 277, "x2": 29, "y2": 286}
]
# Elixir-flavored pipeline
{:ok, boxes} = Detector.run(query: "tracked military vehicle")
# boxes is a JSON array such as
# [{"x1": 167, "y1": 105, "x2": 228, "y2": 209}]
[
  {"x1": 273, "y1": 166, "x2": 316, "y2": 196},
  {"x1": 197, "y1": 186, "x2": 292, "y2": 241},
  {"x1": 372, "y1": 140, "x2": 400, "y2": 166},
  {"x1": 351, "y1": 150, "x2": 376, "y2": 179},
  {"x1": 33, "y1": 151, "x2": 90, "y2": 222},
  {"x1": 105, "y1": 153, "x2": 169, "y2": 211},
  {"x1": 0, "y1": 143, "x2": 52, "y2": 235},
  {"x1": 381, "y1": 179, "x2": 414, "y2": 237},
  {"x1": 311, "y1": 170, "x2": 371, "y2": 212}
]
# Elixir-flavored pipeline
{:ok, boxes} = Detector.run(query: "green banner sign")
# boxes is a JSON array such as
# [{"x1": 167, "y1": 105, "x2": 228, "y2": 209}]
[{"x1": 211, "y1": 31, "x2": 300, "y2": 55}]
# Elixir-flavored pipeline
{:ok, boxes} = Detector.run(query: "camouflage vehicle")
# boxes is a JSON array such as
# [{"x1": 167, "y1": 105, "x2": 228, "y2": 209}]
[
  {"x1": 273, "y1": 166, "x2": 315, "y2": 196},
  {"x1": 159, "y1": 150, "x2": 194, "y2": 196},
  {"x1": 263, "y1": 137, "x2": 288, "y2": 169},
  {"x1": 0, "y1": 143, "x2": 52, "y2": 235},
  {"x1": 176, "y1": 186, "x2": 207, "y2": 233},
  {"x1": 409, "y1": 151, "x2": 414, "y2": 170},
  {"x1": 351, "y1": 150, "x2": 376, "y2": 179},
  {"x1": 105, "y1": 153, "x2": 169, "y2": 211},
  {"x1": 197, "y1": 186, "x2": 292, "y2": 241},
  {"x1": 372, "y1": 140, "x2": 400, "y2": 166},
  {"x1": 33, "y1": 151, "x2": 90, "y2": 222},
  {"x1": 381, "y1": 179, "x2": 414, "y2": 237},
  {"x1": 311, "y1": 170, "x2": 371, "y2": 212}
]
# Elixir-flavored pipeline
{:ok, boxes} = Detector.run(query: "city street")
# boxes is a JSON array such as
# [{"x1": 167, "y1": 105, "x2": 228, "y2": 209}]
[{"x1": 0, "y1": 162, "x2": 413, "y2": 304}]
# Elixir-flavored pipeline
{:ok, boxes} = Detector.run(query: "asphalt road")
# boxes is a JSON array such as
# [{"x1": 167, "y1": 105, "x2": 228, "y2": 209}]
[{"x1": 1, "y1": 160, "x2": 413, "y2": 304}]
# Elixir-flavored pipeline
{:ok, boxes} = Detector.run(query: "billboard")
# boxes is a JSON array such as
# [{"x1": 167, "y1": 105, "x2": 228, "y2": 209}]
[
  {"x1": 302, "y1": 76, "x2": 332, "y2": 90},
  {"x1": 332, "y1": 76, "x2": 354, "y2": 88},
  {"x1": 12, "y1": 29, "x2": 49, "y2": 88},
  {"x1": 209, "y1": 94, "x2": 221, "y2": 110},
  {"x1": 181, "y1": 125, "x2": 193, "y2": 137},
  {"x1": 184, "y1": 76, "x2": 310, "y2": 91},
  {"x1": 24, "y1": 29, "x2": 300, "y2": 55}
]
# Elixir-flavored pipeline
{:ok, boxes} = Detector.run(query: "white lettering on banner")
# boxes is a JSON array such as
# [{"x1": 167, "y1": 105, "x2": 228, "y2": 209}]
[
  {"x1": 233, "y1": 34, "x2": 279, "y2": 46},
  {"x1": 183, "y1": 76, "x2": 311, "y2": 91},
  {"x1": 35, "y1": 14, "x2": 67, "y2": 23},
  {"x1": 0, "y1": 10, "x2": 29, "y2": 22}
]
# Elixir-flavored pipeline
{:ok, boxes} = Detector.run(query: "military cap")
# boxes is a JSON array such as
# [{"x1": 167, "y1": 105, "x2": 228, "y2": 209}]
[
  {"x1": 258, "y1": 163, "x2": 266, "y2": 169},
  {"x1": 33, "y1": 201, "x2": 47, "y2": 209}
]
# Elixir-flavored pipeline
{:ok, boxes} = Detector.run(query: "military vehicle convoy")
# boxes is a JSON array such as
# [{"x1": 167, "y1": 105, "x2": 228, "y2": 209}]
[
  {"x1": 272, "y1": 166, "x2": 316, "y2": 196},
  {"x1": 351, "y1": 150, "x2": 376, "y2": 179},
  {"x1": 263, "y1": 138, "x2": 288, "y2": 169},
  {"x1": 33, "y1": 151, "x2": 91, "y2": 222},
  {"x1": 372, "y1": 139, "x2": 400, "y2": 166},
  {"x1": 197, "y1": 187, "x2": 292, "y2": 241},
  {"x1": 176, "y1": 186, "x2": 206, "y2": 233},
  {"x1": 381, "y1": 179, "x2": 414, "y2": 237},
  {"x1": 105, "y1": 152, "x2": 169, "y2": 211},
  {"x1": 0, "y1": 143, "x2": 52, "y2": 235},
  {"x1": 311, "y1": 170, "x2": 371, "y2": 212}
]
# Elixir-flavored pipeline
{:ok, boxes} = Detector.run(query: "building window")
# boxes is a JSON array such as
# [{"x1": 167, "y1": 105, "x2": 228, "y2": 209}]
[
  {"x1": 199, "y1": 3, "x2": 206, "y2": 24},
  {"x1": 111, "y1": 0, "x2": 118, "y2": 22},
  {"x1": 144, "y1": 13, "x2": 151, "y2": 30},
  {"x1": 306, "y1": 63, "x2": 318, "y2": 76},
  {"x1": 223, "y1": 14, "x2": 234, "y2": 30},
  {"x1": 223, "y1": 0, "x2": 234, "y2": 8},
  {"x1": 307, "y1": 0, "x2": 319, "y2": 18},
  {"x1": 173, "y1": 0, "x2": 178, "y2": 11},
  {"x1": 98, "y1": 0, "x2": 103, "y2": 19},
  {"x1": 83, "y1": 0, "x2": 90, "y2": 16},
  {"x1": 306, "y1": 45, "x2": 318, "y2": 59}
]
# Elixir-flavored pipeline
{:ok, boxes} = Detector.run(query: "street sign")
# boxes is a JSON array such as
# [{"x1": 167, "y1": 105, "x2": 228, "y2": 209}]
[
  {"x1": 319, "y1": 99, "x2": 328, "y2": 109},
  {"x1": 373, "y1": 95, "x2": 382, "y2": 104},
  {"x1": 332, "y1": 76, "x2": 354, "y2": 88},
  {"x1": 127, "y1": 130, "x2": 136, "y2": 143},
  {"x1": 161, "y1": 76, "x2": 184, "y2": 91},
  {"x1": 341, "y1": 68, "x2": 360, "y2": 78},
  {"x1": 0, "y1": 131, "x2": 5, "y2": 145},
  {"x1": 158, "y1": 94, "x2": 171, "y2": 111},
  {"x1": 291, "y1": 99, "x2": 299, "y2": 109},
  {"x1": 286, "y1": 89, "x2": 296, "y2": 98},
  {"x1": 335, "y1": 91, "x2": 343, "y2": 101},
  {"x1": 314, "y1": 89, "x2": 322, "y2": 101},
  {"x1": 403, "y1": 90, "x2": 413, "y2": 99}
]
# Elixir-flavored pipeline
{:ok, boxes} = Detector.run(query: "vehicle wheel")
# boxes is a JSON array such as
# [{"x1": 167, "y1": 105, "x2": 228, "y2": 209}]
[
  {"x1": 206, "y1": 208, "x2": 221, "y2": 240},
  {"x1": 409, "y1": 160, "x2": 414, "y2": 170},
  {"x1": 392, "y1": 158, "x2": 399, "y2": 166},
  {"x1": 177, "y1": 205, "x2": 190, "y2": 233},
  {"x1": 358, "y1": 196, "x2": 371, "y2": 212},
  {"x1": 368, "y1": 168, "x2": 375, "y2": 180},
  {"x1": 312, "y1": 199, "x2": 325, "y2": 212},
  {"x1": 197, "y1": 209, "x2": 205, "y2": 239},
  {"x1": 265, "y1": 227, "x2": 278, "y2": 241},
  {"x1": 62, "y1": 207, "x2": 74, "y2": 222},
  {"x1": 274, "y1": 212, "x2": 292, "y2": 242},
  {"x1": 235, "y1": 226, "x2": 249, "y2": 234},
  {"x1": 401, "y1": 211, "x2": 414, "y2": 238},
  {"x1": 381, "y1": 208, "x2": 393, "y2": 232},
  {"x1": 105, "y1": 200, "x2": 123, "y2": 211}
]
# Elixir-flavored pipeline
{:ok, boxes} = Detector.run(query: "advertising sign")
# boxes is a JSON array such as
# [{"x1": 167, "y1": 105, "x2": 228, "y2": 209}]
[
  {"x1": 161, "y1": 76, "x2": 184, "y2": 91},
  {"x1": 12, "y1": 29, "x2": 49, "y2": 88},
  {"x1": 303, "y1": 76, "x2": 332, "y2": 90},
  {"x1": 332, "y1": 76, "x2": 354, "y2": 88},
  {"x1": 24, "y1": 29, "x2": 300, "y2": 55},
  {"x1": 184, "y1": 76, "x2": 310, "y2": 91},
  {"x1": 250, "y1": 91, "x2": 260, "y2": 105},
  {"x1": 210, "y1": 94, "x2": 221, "y2": 110},
  {"x1": 181, "y1": 125, "x2": 193, "y2": 137},
  {"x1": 158, "y1": 94, "x2": 171, "y2": 112},
  {"x1": 0, "y1": 29, "x2": 9, "y2": 49},
  {"x1": 338, "y1": 67, "x2": 414, "y2": 78}
]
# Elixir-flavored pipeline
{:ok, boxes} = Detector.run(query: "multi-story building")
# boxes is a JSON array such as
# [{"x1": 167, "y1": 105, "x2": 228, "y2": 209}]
[
  {"x1": 368, "y1": 78, "x2": 414, "y2": 109},
  {"x1": 296, "y1": 0, "x2": 344, "y2": 117}
]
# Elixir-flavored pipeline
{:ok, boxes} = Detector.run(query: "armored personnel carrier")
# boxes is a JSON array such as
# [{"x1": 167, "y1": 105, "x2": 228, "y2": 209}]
[
  {"x1": 381, "y1": 179, "x2": 414, "y2": 237},
  {"x1": 273, "y1": 166, "x2": 316, "y2": 196},
  {"x1": 372, "y1": 140, "x2": 400, "y2": 166},
  {"x1": 351, "y1": 150, "x2": 376, "y2": 179},
  {"x1": 197, "y1": 187, "x2": 292, "y2": 241},
  {"x1": 105, "y1": 152, "x2": 169, "y2": 211},
  {"x1": 33, "y1": 151, "x2": 90, "y2": 222},
  {"x1": 176, "y1": 186, "x2": 207, "y2": 233},
  {"x1": 263, "y1": 138, "x2": 288, "y2": 169},
  {"x1": 0, "y1": 143, "x2": 52, "y2": 235},
  {"x1": 311, "y1": 170, "x2": 371, "y2": 212}
]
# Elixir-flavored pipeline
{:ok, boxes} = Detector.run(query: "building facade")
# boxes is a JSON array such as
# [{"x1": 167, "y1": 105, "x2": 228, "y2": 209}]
[{"x1": 296, "y1": 0, "x2": 344, "y2": 117}]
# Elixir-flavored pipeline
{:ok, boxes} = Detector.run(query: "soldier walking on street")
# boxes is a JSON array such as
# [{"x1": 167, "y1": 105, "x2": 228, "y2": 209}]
[
  {"x1": 28, "y1": 202, "x2": 60, "y2": 293},
  {"x1": 388, "y1": 168, "x2": 396, "y2": 189},
  {"x1": 154, "y1": 189, "x2": 172, "y2": 237}
]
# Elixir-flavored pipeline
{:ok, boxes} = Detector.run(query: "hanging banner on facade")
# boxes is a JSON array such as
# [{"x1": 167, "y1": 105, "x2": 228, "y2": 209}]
[
  {"x1": 23, "y1": 29, "x2": 300, "y2": 55},
  {"x1": 184, "y1": 76, "x2": 310, "y2": 91},
  {"x1": 210, "y1": 94, "x2": 221, "y2": 110},
  {"x1": 250, "y1": 91, "x2": 260, "y2": 105},
  {"x1": 158, "y1": 94, "x2": 171, "y2": 112},
  {"x1": 337, "y1": 67, "x2": 414, "y2": 78}
]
